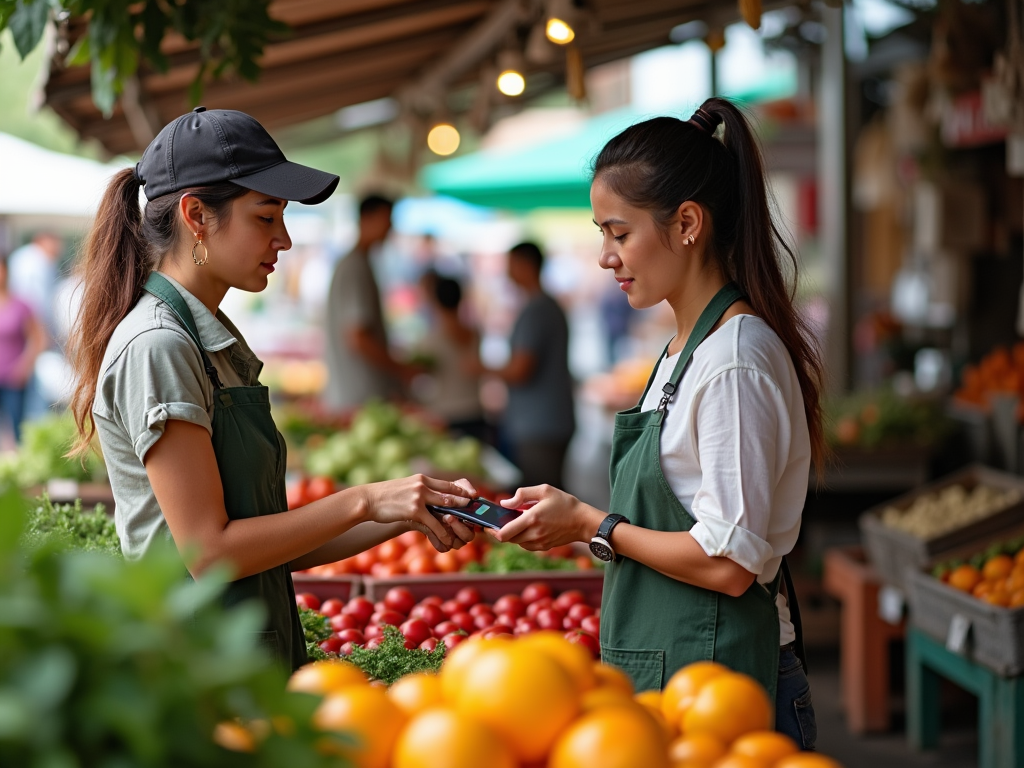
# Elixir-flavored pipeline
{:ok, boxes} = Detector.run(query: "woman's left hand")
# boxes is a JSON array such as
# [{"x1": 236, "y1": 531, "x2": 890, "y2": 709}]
[
  {"x1": 414, "y1": 478, "x2": 478, "y2": 553},
  {"x1": 490, "y1": 485, "x2": 599, "y2": 551}
]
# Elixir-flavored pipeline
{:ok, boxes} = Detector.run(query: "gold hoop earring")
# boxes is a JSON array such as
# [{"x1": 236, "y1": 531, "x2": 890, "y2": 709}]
[
  {"x1": 192, "y1": 233, "x2": 209, "y2": 266},
  {"x1": 686, "y1": 235, "x2": 695, "y2": 245}
]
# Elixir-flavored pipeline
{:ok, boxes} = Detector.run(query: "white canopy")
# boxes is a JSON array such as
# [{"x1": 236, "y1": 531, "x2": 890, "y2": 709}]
[{"x1": 0, "y1": 133, "x2": 126, "y2": 217}]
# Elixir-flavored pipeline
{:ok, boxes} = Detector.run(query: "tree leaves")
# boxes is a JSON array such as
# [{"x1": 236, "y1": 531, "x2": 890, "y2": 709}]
[{"x1": 8, "y1": 0, "x2": 52, "y2": 59}]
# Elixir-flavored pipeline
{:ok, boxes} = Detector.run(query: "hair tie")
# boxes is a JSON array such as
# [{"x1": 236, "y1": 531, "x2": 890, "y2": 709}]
[
  {"x1": 688, "y1": 108, "x2": 719, "y2": 136},
  {"x1": 132, "y1": 164, "x2": 144, "y2": 184}
]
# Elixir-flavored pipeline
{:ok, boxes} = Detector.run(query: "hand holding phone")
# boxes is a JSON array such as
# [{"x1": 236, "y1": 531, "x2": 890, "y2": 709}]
[{"x1": 427, "y1": 497, "x2": 522, "y2": 531}]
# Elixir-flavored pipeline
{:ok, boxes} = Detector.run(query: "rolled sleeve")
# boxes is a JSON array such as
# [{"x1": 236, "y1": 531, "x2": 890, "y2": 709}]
[
  {"x1": 106, "y1": 328, "x2": 213, "y2": 463},
  {"x1": 688, "y1": 366, "x2": 791, "y2": 576}
]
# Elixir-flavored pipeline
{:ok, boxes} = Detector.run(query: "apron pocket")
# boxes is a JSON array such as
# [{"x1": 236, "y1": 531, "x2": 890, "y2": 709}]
[
  {"x1": 255, "y1": 630, "x2": 280, "y2": 660},
  {"x1": 601, "y1": 646, "x2": 665, "y2": 692},
  {"x1": 792, "y1": 689, "x2": 817, "y2": 751}
]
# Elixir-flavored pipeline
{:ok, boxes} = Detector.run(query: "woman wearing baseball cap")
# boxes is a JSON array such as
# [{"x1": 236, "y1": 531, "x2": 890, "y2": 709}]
[{"x1": 66, "y1": 108, "x2": 476, "y2": 670}]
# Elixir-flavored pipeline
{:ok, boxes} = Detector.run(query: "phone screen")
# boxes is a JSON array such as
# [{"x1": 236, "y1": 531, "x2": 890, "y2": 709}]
[{"x1": 428, "y1": 498, "x2": 522, "y2": 530}]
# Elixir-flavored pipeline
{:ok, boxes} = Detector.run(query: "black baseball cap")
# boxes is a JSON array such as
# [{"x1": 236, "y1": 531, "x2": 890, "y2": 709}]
[{"x1": 134, "y1": 107, "x2": 339, "y2": 204}]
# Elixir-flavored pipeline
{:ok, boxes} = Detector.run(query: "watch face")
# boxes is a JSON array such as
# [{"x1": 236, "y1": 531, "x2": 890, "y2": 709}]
[{"x1": 589, "y1": 538, "x2": 614, "y2": 562}]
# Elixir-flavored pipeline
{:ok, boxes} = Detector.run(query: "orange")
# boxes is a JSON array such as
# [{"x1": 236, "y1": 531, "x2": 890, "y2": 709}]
[
  {"x1": 593, "y1": 662, "x2": 635, "y2": 696},
  {"x1": 636, "y1": 689, "x2": 664, "y2": 710},
  {"x1": 983, "y1": 589, "x2": 1011, "y2": 607},
  {"x1": 439, "y1": 637, "x2": 507, "y2": 704},
  {"x1": 774, "y1": 755, "x2": 844, "y2": 768},
  {"x1": 1014, "y1": 548, "x2": 1024, "y2": 567},
  {"x1": 549, "y1": 704, "x2": 670, "y2": 768},
  {"x1": 581, "y1": 686, "x2": 635, "y2": 711},
  {"x1": 212, "y1": 721, "x2": 255, "y2": 753},
  {"x1": 730, "y1": 730, "x2": 799, "y2": 762},
  {"x1": 668, "y1": 732, "x2": 727, "y2": 765},
  {"x1": 662, "y1": 661, "x2": 729, "y2": 729},
  {"x1": 387, "y1": 672, "x2": 442, "y2": 715},
  {"x1": 392, "y1": 707, "x2": 517, "y2": 768},
  {"x1": 983, "y1": 555, "x2": 1014, "y2": 581},
  {"x1": 518, "y1": 631, "x2": 596, "y2": 692},
  {"x1": 711, "y1": 756, "x2": 770, "y2": 768},
  {"x1": 1010, "y1": 589, "x2": 1024, "y2": 608},
  {"x1": 682, "y1": 673, "x2": 772, "y2": 744},
  {"x1": 453, "y1": 642, "x2": 579, "y2": 762},
  {"x1": 974, "y1": 580, "x2": 994, "y2": 599},
  {"x1": 947, "y1": 565, "x2": 982, "y2": 593},
  {"x1": 1007, "y1": 569, "x2": 1024, "y2": 592},
  {"x1": 313, "y1": 686, "x2": 407, "y2": 768},
  {"x1": 287, "y1": 659, "x2": 367, "y2": 695}
]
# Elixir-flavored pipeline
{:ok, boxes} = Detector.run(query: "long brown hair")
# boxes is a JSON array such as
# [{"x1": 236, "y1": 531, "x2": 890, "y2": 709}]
[
  {"x1": 67, "y1": 170, "x2": 245, "y2": 456},
  {"x1": 592, "y1": 97, "x2": 827, "y2": 473}
]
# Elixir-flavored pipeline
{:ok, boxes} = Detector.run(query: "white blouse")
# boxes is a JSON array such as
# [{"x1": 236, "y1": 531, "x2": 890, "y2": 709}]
[{"x1": 639, "y1": 314, "x2": 811, "y2": 645}]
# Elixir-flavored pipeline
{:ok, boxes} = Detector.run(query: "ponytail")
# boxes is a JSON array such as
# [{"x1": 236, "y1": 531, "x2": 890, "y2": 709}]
[
  {"x1": 592, "y1": 97, "x2": 827, "y2": 474},
  {"x1": 67, "y1": 168, "x2": 151, "y2": 457}
]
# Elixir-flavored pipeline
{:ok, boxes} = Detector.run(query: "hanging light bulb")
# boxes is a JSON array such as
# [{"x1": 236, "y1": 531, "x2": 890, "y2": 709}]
[
  {"x1": 495, "y1": 48, "x2": 526, "y2": 97},
  {"x1": 427, "y1": 123, "x2": 460, "y2": 156},
  {"x1": 545, "y1": 0, "x2": 576, "y2": 45}
]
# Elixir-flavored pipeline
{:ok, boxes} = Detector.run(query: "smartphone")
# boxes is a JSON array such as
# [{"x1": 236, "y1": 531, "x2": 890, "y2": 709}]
[{"x1": 426, "y1": 497, "x2": 522, "y2": 530}]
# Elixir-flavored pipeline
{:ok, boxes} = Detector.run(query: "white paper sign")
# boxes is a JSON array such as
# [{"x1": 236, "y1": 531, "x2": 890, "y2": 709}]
[
  {"x1": 946, "y1": 613, "x2": 972, "y2": 655},
  {"x1": 878, "y1": 585, "x2": 905, "y2": 625}
]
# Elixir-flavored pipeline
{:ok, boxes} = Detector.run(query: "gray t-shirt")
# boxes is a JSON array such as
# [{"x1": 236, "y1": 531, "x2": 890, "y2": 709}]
[
  {"x1": 322, "y1": 249, "x2": 400, "y2": 412},
  {"x1": 92, "y1": 274, "x2": 262, "y2": 559},
  {"x1": 506, "y1": 292, "x2": 575, "y2": 442}
]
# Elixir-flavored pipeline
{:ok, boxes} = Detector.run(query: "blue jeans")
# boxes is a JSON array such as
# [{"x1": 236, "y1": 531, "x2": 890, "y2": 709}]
[
  {"x1": 0, "y1": 386, "x2": 27, "y2": 443},
  {"x1": 776, "y1": 646, "x2": 817, "y2": 750}
]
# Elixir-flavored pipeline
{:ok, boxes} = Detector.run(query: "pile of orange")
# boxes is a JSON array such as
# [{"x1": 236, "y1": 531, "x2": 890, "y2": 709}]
[
  {"x1": 246, "y1": 637, "x2": 848, "y2": 768},
  {"x1": 954, "y1": 343, "x2": 1024, "y2": 421},
  {"x1": 942, "y1": 548, "x2": 1024, "y2": 608}
]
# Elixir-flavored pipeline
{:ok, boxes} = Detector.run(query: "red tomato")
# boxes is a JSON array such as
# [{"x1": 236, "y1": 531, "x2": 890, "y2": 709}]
[
  {"x1": 330, "y1": 613, "x2": 361, "y2": 632},
  {"x1": 410, "y1": 603, "x2": 446, "y2": 628},
  {"x1": 419, "y1": 595, "x2": 444, "y2": 608},
  {"x1": 450, "y1": 611, "x2": 475, "y2": 634},
  {"x1": 468, "y1": 603, "x2": 494, "y2": 618},
  {"x1": 400, "y1": 618, "x2": 432, "y2": 648},
  {"x1": 434, "y1": 620, "x2": 459, "y2": 637},
  {"x1": 376, "y1": 539, "x2": 406, "y2": 564},
  {"x1": 342, "y1": 597, "x2": 374, "y2": 626},
  {"x1": 370, "y1": 562, "x2": 401, "y2": 578},
  {"x1": 407, "y1": 555, "x2": 438, "y2": 575},
  {"x1": 493, "y1": 594, "x2": 526, "y2": 619},
  {"x1": 374, "y1": 601, "x2": 387, "y2": 613},
  {"x1": 553, "y1": 590, "x2": 586, "y2": 612},
  {"x1": 442, "y1": 631, "x2": 468, "y2": 651},
  {"x1": 419, "y1": 637, "x2": 440, "y2": 652},
  {"x1": 370, "y1": 609, "x2": 406, "y2": 628},
  {"x1": 364, "y1": 624, "x2": 385, "y2": 642},
  {"x1": 339, "y1": 641, "x2": 358, "y2": 656},
  {"x1": 336, "y1": 628, "x2": 365, "y2": 645},
  {"x1": 365, "y1": 637, "x2": 382, "y2": 650},
  {"x1": 482, "y1": 628, "x2": 514, "y2": 640},
  {"x1": 434, "y1": 550, "x2": 461, "y2": 573},
  {"x1": 440, "y1": 599, "x2": 462, "y2": 618},
  {"x1": 455, "y1": 587, "x2": 483, "y2": 608},
  {"x1": 319, "y1": 635, "x2": 343, "y2": 654},
  {"x1": 494, "y1": 614, "x2": 517, "y2": 630},
  {"x1": 545, "y1": 545, "x2": 575, "y2": 560},
  {"x1": 565, "y1": 629, "x2": 601, "y2": 659},
  {"x1": 563, "y1": 615, "x2": 581, "y2": 630},
  {"x1": 352, "y1": 550, "x2": 377, "y2": 574},
  {"x1": 514, "y1": 617, "x2": 538, "y2": 636},
  {"x1": 521, "y1": 582, "x2": 552, "y2": 604},
  {"x1": 568, "y1": 603, "x2": 594, "y2": 621},
  {"x1": 320, "y1": 598, "x2": 345, "y2": 617},
  {"x1": 535, "y1": 607, "x2": 565, "y2": 630},
  {"x1": 473, "y1": 613, "x2": 496, "y2": 630},
  {"x1": 580, "y1": 615, "x2": 600, "y2": 636},
  {"x1": 397, "y1": 530, "x2": 424, "y2": 548},
  {"x1": 384, "y1": 587, "x2": 417, "y2": 616},
  {"x1": 286, "y1": 480, "x2": 308, "y2": 510},
  {"x1": 454, "y1": 541, "x2": 481, "y2": 566},
  {"x1": 575, "y1": 555, "x2": 594, "y2": 570},
  {"x1": 526, "y1": 597, "x2": 554, "y2": 620},
  {"x1": 306, "y1": 476, "x2": 335, "y2": 502},
  {"x1": 295, "y1": 593, "x2": 321, "y2": 611}
]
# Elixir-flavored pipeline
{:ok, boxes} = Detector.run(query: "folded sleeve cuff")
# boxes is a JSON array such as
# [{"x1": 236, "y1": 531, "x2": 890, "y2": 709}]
[
  {"x1": 689, "y1": 517, "x2": 775, "y2": 576},
  {"x1": 133, "y1": 402, "x2": 212, "y2": 462}
]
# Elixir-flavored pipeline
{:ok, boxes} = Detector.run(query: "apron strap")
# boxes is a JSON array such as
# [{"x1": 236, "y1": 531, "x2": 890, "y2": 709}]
[
  {"x1": 143, "y1": 272, "x2": 225, "y2": 390},
  {"x1": 655, "y1": 282, "x2": 746, "y2": 420},
  {"x1": 780, "y1": 557, "x2": 808, "y2": 673}
]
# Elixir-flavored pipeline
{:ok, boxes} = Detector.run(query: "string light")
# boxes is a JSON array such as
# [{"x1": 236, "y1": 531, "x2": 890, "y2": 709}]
[
  {"x1": 545, "y1": 17, "x2": 575, "y2": 44},
  {"x1": 427, "y1": 123, "x2": 460, "y2": 155},
  {"x1": 496, "y1": 69, "x2": 526, "y2": 96}
]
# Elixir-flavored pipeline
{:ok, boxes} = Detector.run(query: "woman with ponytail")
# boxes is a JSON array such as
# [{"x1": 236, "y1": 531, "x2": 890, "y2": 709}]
[
  {"x1": 492, "y1": 98, "x2": 823, "y2": 748},
  {"x1": 68, "y1": 108, "x2": 476, "y2": 670}
]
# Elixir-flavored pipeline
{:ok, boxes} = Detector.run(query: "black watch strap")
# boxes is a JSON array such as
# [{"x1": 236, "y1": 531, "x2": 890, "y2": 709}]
[{"x1": 597, "y1": 514, "x2": 629, "y2": 542}]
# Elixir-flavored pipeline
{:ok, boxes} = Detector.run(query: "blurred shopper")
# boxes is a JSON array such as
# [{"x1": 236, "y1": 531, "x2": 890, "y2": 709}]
[
  {"x1": 421, "y1": 273, "x2": 488, "y2": 441},
  {"x1": 485, "y1": 242, "x2": 574, "y2": 487},
  {"x1": 490, "y1": 100, "x2": 825, "y2": 750},
  {"x1": 599, "y1": 281, "x2": 634, "y2": 365},
  {"x1": 9, "y1": 231, "x2": 62, "y2": 335},
  {"x1": 323, "y1": 194, "x2": 415, "y2": 412},
  {"x1": 0, "y1": 253, "x2": 47, "y2": 442}
]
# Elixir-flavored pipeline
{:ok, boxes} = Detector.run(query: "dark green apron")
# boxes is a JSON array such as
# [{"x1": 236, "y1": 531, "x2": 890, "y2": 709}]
[
  {"x1": 600, "y1": 283, "x2": 781, "y2": 701},
  {"x1": 144, "y1": 273, "x2": 307, "y2": 671}
]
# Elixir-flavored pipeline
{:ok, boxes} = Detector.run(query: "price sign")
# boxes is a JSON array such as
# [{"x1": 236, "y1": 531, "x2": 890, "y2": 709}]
[
  {"x1": 877, "y1": 585, "x2": 905, "y2": 625},
  {"x1": 46, "y1": 478, "x2": 79, "y2": 502},
  {"x1": 946, "y1": 614, "x2": 972, "y2": 655}
]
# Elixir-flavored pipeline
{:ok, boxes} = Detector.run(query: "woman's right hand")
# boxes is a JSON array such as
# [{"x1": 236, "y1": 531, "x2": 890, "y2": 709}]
[{"x1": 360, "y1": 474, "x2": 476, "y2": 552}]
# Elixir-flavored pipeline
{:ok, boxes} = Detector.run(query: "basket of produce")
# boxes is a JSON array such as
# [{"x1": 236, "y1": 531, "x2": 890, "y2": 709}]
[
  {"x1": 859, "y1": 464, "x2": 1024, "y2": 591},
  {"x1": 906, "y1": 532, "x2": 1024, "y2": 675}
]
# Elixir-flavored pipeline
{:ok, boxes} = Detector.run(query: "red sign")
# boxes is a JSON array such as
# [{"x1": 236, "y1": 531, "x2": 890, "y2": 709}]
[{"x1": 941, "y1": 91, "x2": 1008, "y2": 148}]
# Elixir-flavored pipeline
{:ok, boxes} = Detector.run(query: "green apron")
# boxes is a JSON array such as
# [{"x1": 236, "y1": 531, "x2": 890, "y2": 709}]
[
  {"x1": 600, "y1": 282, "x2": 781, "y2": 701},
  {"x1": 144, "y1": 273, "x2": 307, "y2": 671}
]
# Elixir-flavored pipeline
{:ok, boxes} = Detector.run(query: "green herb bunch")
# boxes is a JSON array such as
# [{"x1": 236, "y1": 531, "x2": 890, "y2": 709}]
[
  {"x1": 465, "y1": 541, "x2": 597, "y2": 573},
  {"x1": 22, "y1": 495, "x2": 121, "y2": 556},
  {"x1": 299, "y1": 606, "x2": 332, "y2": 662},
  {"x1": 347, "y1": 625, "x2": 445, "y2": 685}
]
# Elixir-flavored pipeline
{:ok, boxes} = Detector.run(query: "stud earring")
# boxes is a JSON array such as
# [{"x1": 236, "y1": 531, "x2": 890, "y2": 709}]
[
  {"x1": 686, "y1": 235, "x2": 695, "y2": 245},
  {"x1": 192, "y1": 232, "x2": 209, "y2": 266}
]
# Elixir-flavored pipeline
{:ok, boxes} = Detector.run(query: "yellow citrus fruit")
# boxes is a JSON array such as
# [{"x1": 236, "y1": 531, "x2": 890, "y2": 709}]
[
  {"x1": 635, "y1": 689, "x2": 663, "y2": 710},
  {"x1": 774, "y1": 755, "x2": 844, "y2": 768},
  {"x1": 662, "y1": 661, "x2": 729, "y2": 729},
  {"x1": 711, "y1": 755, "x2": 771, "y2": 768},
  {"x1": 730, "y1": 730, "x2": 799, "y2": 762},
  {"x1": 287, "y1": 659, "x2": 367, "y2": 695},
  {"x1": 593, "y1": 662, "x2": 634, "y2": 696},
  {"x1": 392, "y1": 707, "x2": 517, "y2": 768},
  {"x1": 453, "y1": 642, "x2": 579, "y2": 762},
  {"x1": 668, "y1": 732, "x2": 727, "y2": 765},
  {"x1": 440, "y1": 637, "x2": 507, "y2": 704},
  {"x1": 550, "y1": 704, "x2": 670, "y2": 768},
  {"x1": 313, "y1": 686, "x2": 407, "y2": 768},
  {"x1": 581, "y1": 686, "x2": 635, "y2": 712},
  {"x1": 387, "y1": 672, "x2": 443, "y2": 716},
  {"x1": 212, "y1": 721, "x2": 255, "y2": 753},
  {"x1": 682, "y1": 673, "x2": 772, "y2": 744},
  {"x1": 517, "y1": 631, "x2": 597, "y2": 692}
]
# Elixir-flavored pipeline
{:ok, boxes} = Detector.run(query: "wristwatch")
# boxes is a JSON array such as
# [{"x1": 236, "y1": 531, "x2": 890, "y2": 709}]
[{"x1": 589, "y1": 514, "x2": 629, "y2": 562}]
